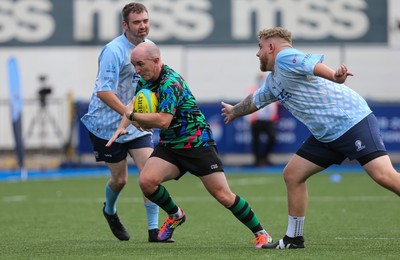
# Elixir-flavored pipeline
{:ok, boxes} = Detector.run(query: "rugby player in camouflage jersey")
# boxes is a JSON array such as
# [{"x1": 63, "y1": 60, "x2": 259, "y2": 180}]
[{"x1": 107, "y1": 42, "x2": 274, "y2": 248}]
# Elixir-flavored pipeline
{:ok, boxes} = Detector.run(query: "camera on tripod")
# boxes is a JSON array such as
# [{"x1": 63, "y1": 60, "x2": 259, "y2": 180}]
[
  {"x1": 25, "y1": 74, "x2": 64, "y2": 155},
  {"x1": 37, "y1": 75, "x2": 52, "y2": 107}
]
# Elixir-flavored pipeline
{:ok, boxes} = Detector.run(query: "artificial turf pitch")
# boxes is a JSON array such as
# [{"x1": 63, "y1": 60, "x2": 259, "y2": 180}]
[{"x1": 1, "y1": 170, "x2": 399, "y2": 259}]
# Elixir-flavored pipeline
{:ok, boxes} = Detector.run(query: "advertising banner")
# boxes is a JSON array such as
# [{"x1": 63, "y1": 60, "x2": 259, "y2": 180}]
[
  {"x1": 76, "y1": 101, "x2": 400, "y2": 155},
  {"x1": 7, "y1": 56, "x2": 25, "y2": 168},
  {"x1": 0, "y1": 0, "x2": 387, "y2": 47}
]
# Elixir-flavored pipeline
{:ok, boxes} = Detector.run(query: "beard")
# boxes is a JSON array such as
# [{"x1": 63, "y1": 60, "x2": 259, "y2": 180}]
[
  {"x1": 127, "y1": 27, "x2": 149, "y2": 43},
  {"x1": 259, "y1": 62, "x2": 267, "y2": 72},
  {"x1": 130, "y1": 32, "x2": 144, "y2": 43}
]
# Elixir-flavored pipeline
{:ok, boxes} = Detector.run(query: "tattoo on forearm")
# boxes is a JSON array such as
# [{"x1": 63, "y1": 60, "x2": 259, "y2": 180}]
[{"x1": 233, "y1": 95, "x2": 253, "y2": 117}]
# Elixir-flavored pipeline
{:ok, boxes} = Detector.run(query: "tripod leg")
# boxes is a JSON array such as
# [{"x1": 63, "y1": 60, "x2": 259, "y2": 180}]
[
  {"x1": 43, "y1": 109, "x2": 64, "y2": 144},
  {"x1": 24, "y1": 109, "x2": 42, "y2": 140}
]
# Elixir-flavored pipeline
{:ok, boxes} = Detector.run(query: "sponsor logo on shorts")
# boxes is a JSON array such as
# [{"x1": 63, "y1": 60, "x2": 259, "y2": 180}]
[
  {"x1": 210, "y1": 164, "x2": 218, "y2": 170},
  {"x1": 104, "y1": 154, "x2": 112, "y2": 157},
  {"x1": 355, "y1": 140, "x2": 365, "y2": 152}
]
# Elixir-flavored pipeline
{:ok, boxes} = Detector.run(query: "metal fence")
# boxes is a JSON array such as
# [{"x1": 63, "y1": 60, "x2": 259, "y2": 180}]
[{"x1": 0, "y1": 96, "x2": 68, "y2": 151}]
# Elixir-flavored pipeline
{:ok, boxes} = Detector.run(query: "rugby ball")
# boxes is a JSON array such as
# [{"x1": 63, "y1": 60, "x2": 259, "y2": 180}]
[{"x1": 133, "y1": 89, "x2": 158, "y2": 113}]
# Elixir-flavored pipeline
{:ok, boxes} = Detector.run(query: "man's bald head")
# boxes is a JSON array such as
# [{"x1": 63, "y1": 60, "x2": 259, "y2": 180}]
[
  {"x1": 132, "y1": 42, "x2": 160, "y2": 61},
  {"x1": 131, "y1": 42, "x2": 162, "y2": 81}
]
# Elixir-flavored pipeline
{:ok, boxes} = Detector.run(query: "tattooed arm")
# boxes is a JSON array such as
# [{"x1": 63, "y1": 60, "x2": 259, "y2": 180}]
[{"x1": 221, "y1": 94, "x2": 258, "y2": 124}]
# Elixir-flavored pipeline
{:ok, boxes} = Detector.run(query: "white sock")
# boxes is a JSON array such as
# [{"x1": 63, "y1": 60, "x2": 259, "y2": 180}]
[
  {"x1": 286, "y1": 215, "x2": 305, "y2": 238},
  {"x1": 255, "y1": 230, "x2": 267, "y2": 236},
  {"x1": 169, "y1": 207, "x2": 182, "y2": 219}
]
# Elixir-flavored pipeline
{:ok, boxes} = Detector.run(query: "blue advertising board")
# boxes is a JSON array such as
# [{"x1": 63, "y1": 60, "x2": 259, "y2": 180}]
[
  {"x1": 75, "y1": 101, "x2": 400, "y2": 155},
  {"x1": 369, "y1": 103, "x2": 400, "y2": 151},
  {"x1": 200, "y1": 103, "x2": 310, "y2": 154}
]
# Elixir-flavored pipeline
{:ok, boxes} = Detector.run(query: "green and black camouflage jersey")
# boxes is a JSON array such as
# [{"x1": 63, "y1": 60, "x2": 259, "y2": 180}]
[{"x1": 136, "y1": 65, "x2": 215, "y2": 149}]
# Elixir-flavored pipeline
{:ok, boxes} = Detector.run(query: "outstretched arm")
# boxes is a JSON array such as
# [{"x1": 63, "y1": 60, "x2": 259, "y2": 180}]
[
  {"x1": 314, "y1": 63, "x2": 353, "y2": 84},
  {"x1": 105, "y1": 113, "x2": 131, "y2": 147},
  {"x1": 221, "y1": 94, "x2": 258, "y2": 124}
]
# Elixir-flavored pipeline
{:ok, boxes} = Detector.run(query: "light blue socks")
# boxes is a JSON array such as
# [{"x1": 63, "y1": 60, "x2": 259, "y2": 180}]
[
  {"x1": 104, "y1": 183, "x2": 119, "y2": 215},
  {"x1": 105, "y1": 183, "x2": 159, "y2": 230},
  {"x1": 145, "y1": 202, "x2": 159, "y2": 230}
]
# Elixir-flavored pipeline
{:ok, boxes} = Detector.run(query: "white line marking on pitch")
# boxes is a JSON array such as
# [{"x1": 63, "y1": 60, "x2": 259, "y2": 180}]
[
  {"x1": 2, "y1": 195, "x2": 27, "y2": 202},
  {"x1": 336, "y1": 237, "x2": 400, "y2": 240},
  {"x1": 36, "y1": 195, "x2": 396, "y2": 204},
  {"x1": 227, "y1": 177, "x2": 275, "y2": 186}
]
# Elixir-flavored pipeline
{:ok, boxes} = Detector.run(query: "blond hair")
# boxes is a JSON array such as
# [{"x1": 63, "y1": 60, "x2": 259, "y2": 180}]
[{"x1": 258, "y1": 27, "x2": 292, "y2": 45}]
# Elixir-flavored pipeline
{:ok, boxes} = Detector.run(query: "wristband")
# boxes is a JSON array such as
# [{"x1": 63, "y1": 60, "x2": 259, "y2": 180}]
[{"x1": 129, "y1": 112, "x2": 135, "y2": 121}]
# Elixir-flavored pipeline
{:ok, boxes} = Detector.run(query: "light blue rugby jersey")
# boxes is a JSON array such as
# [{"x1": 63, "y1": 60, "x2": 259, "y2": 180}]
[
  {"x1": 253, "y1": 48, "x2": 372, "y2": 142},
  {"x1": 81, "y1": 34, "x2": 153, "y2": 142}
]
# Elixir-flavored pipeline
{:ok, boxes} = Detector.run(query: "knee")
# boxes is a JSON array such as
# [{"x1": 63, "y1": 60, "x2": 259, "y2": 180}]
[
  {"x1": 282, "y1": 166, "x2": 304, "y2": 185},
  {"x1": 138, "y1": 175, "x2": 150, "y2": 193},
  {"x1": 372, "y1": 172, "x2": 387, "y2": 185},
  {"x1": 138, "y1": 174, "x2": 158, "y2": 195},
  {"x1": 372, "y1": 171, "x2": 396, "y2": 189},
  {"x1": 214, "y1": 191, "x2": 236, "y2": 208},
  {"x1": 282, "y1": 166, "x2": 294, "y2": 184},
  {"x1": 110, "y1": 176, "x2": 128, "y2": 190}
]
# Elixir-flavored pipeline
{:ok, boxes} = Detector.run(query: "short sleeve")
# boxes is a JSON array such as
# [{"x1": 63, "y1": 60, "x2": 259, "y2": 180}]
[
  {"x1": 253, "y1": 75, "x2": 278, "y2": 109},
  {"x1": 95, "y1": 46, "x2": 120, "y2": 92},
  {"x1": 276, "y1": 49, "x2": 324, "y2": 76}
]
